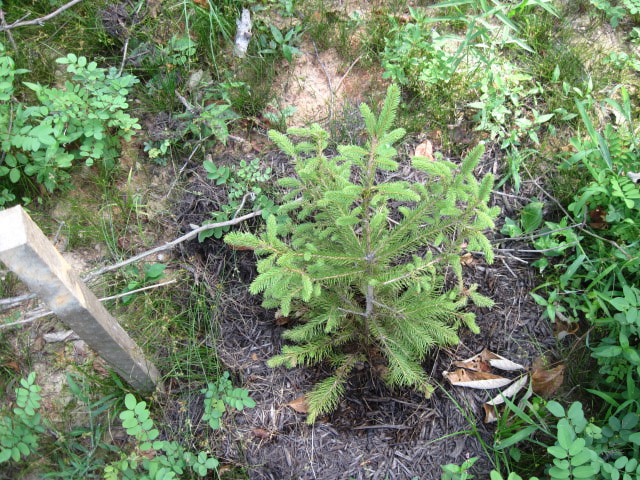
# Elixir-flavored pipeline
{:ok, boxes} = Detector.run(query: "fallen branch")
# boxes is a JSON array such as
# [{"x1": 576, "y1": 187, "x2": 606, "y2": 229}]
[
  {"x1": 1, "y1": 210, "x2": 262, "y2": 308},
  {"x1": 83, "y1": 209, "x2": 262, "y2": 282},
  {"x1": 0, "y1": 292, "x2": 37, "y2": 308},
  {"x1": 0, "y1": 279, "x2": 178, "y2": 330},
  {"x1": 0, "y1": 0, "x2": 85, "y2": 31},
  {"x1": 0, "y1": 9, "x2": 17, "y2": 48}
]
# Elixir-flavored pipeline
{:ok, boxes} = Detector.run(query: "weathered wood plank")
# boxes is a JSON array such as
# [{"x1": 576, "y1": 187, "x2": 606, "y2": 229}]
[{"x1": 0, "y1": 205, "x2": 161, "y2": 392}]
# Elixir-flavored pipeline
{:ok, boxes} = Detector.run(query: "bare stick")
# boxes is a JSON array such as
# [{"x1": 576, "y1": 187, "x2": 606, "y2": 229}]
[
  {"x1": 0, "y1": 0, "x2": 85, "y2": 31},
  {"x1": 1, "y1": 210, "x2": 262, "y2": 305},
  {"x1": 334, "y1": 54, "x2": 363, "y2": 94},
  {"x1": 117, "y1": 37, "x2": 130, "y2": 77},
  {"x1": 1, "y1": 279, "x2": 178, "y2": 330},
  {"x1": 82, "y1": 209, "x2": 262, "y2": 282},
  {"x1": 0, "y1": 9, "x2": 17, "y2": 48},
  {"x1": 98, "y1": 279, "x2": 177, "y2": 302},
  {"x1": 0, "y1": 292, "x2": 37, "y2": 307}
]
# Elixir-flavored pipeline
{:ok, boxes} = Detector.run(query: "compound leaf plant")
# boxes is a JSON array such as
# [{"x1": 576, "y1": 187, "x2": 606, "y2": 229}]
[{"x1": 225, "y1": 84, "x2": 499, "y2": 422}]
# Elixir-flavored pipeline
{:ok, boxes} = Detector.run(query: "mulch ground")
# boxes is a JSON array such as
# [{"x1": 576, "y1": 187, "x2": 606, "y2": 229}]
[{"x1": 171, "y1": 136, "x2": 556, "y2": 480}]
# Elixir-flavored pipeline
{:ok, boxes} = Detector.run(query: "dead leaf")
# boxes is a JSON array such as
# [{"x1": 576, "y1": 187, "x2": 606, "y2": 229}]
[
  {"x1": 532, "y1": 364, "x2": 565, "y2": 397},
  {"x1": 251, "y1": 353, "x2": 259, "y2": 361},
  {"x1": 274, "y1": 310, "x2": 289, "y2": 326},
  {"x1": 460, "y1": 252, "x2": 478, "y2": 267},
  {"x1": 227, "y1": 244, "x2": 255, "y2": 251},
  {"x1": 553, "y1": 319, "x2": 579, "y2": 340},
  {"x1": 5, "y1": 360, "x2": 20, "y2": 372},
  {"x1": 191, "y1": 0, "x2": 209, "y2": 7},
  {"x1": 218, "y1": 465, "x2": 233, "y2": 475},
  {"x1": 483, "y1": 403, "x2": 499, "y2": 423},
  {"x1": 454, "y1": 348, "x2": 525, "y2": 372},
  {"x1": 141, "y1": 448, "x2": 157, "y2": 459},
  {"x1": 414, "y1": 140, "x2": 434, "y2": 161},
  {"x1": 485, "y1": 375, "x2": 529, "y2": 407},
  {"x1": 93, "y1": 357, "x2": 109, "y2": 377},
  {"x1": 443, "y1": 368, "x2": 513, "y2": 389},
  {"x1": 454, "y1": 352, "x2": 492, "y2": 372},
  {"x1": 285, "y1": 395, "x2": 309, "y2": 414},
  {"x1": 32, "y1": 336, "x2": 45, "y2": 352},
  {"x1": 252, "y1": 427, "x2": 271, "y2": 439},
  {"x1": 589, "y1": 206, "x2": 607, "y2": 229},
  {"x1": 482, "y1": 349, "x2": 526, "y2": 371}
]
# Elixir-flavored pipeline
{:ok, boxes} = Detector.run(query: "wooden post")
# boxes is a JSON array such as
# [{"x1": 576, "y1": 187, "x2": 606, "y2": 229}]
[{"x1": 0, "y1": 205, "x2": 161, "y2": 392}]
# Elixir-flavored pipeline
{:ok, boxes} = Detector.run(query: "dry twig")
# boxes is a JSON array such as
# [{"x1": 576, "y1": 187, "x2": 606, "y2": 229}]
[
  {"x1": 0, "y1": 0, "x2": 85, "y2": 31},
  {"x1": 0, "y1": 279, "x2": 178, "y2": 330},
  {"x1": 82, "y1": 209, "x2": 262, "y2": 282}
]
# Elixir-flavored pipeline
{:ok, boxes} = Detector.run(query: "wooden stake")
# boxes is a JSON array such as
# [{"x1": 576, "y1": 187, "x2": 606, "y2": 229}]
[{"x1": 0, "y1": 205, "x2": 161, "y2": 392}]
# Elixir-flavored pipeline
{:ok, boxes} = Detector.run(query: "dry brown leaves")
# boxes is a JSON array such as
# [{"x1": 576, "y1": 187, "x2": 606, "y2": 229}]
[
  {"x1": 285, "y1": 395, "x2": 309, "y2": 414},
  {"x1": 413, "y1": 140, "x2": 434, "y2": 161},
  {"x1": 445, "y1": 349, "x2": 565, "y2": 423},
  {"x1": 444, "y1": 368, "x2": 514, "y2": 389},
  {"x1": 452, "y1": 348, "x2": 525, "y2": 372},
  {"x1": 531, "y1": 358, "x2": 565, "y2": 398},
  {"x1": 252, "y1": 427, "x2": 271, "y2": 439}
]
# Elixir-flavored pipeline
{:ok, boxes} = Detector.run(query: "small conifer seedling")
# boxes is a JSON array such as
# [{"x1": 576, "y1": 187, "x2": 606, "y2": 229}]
[{"x1": 225, "y1": 84, "x2": 499, "y2": 422}]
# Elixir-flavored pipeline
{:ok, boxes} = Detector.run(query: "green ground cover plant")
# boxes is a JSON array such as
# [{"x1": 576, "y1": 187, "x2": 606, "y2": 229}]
[
  {"x1": 0, "y1": 372, "x2": 43, "y2": 464},
  {"x1": 496, "y1": 85, "x2": 640, "y2": 479},
  {"x1": 0, "y1": 45, "x2": 140, "y2": 203},
  {"x1": 529, "y1": 91, "x2": 640, "y2": 387},
  {"x1": 104, "y1": 393, "x2": 220, "y2": 479},
  {"x1": 0, "y1": 370, "x2": 253, "y2": 479},
  {"x1": 225, "y1": 85, "x2": 499, "y2": 422},
  {"x1": 200, "y1": 157, "x2": 279, "y2": 240}
]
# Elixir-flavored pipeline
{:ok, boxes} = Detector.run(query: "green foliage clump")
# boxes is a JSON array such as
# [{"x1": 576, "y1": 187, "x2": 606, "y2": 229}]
[
  {"x1": 201, "y1": 371, "x2": 256, "y2": 429},
  {"x1": 590, "y1": 0, "x2": 640, "y2": 27},
  {"x1": 530, "y1": 90, "x2": 640, "y2": 387},
  {"x1": 104, "y1": 380, "x2": 255, "y2": 480},
  {"x1": 200, "y1": 157, "x2": 278, "y2": 240},
  {"x1": 0, "y1": 372, "x2": 44, "y2": 464},
  {"x1": 498, "y1": 400, "x2": 640, "y2": 480},
  {"x1": 0, "y1": 44, "x2": 140, "y2": 201},
  {"x1": 382, "y1": 7, "x2": 461, "y2": 90},
  {"x1": 497, "y1": 88, "x2": 640, "y2": 480},
  {"x1": 120, "y1": 263, "x2": 167, "y2": 305},
  {"x1": 105, "y1": 376, "x2": 254, "y2": 478},
  {"x1": 225, "y1": 85, "x2": 499, "y2": 422},
  {"x1": 104, "y1": 393, "x2": 220, "y2": 479}
]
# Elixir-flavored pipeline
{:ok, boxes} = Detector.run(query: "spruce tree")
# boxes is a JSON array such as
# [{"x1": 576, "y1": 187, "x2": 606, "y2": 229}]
[{"x1": 225, "y1": 85, "x2": 499, "y2": 422}]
